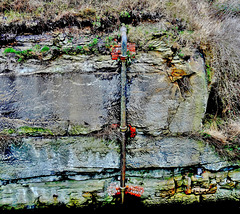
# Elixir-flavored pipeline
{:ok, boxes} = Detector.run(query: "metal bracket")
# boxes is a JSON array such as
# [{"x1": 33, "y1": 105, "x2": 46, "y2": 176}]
[
  {"x1": 120, "y1": 126, "x2": 128, "y2": 132},
  {"x1": 111, "y1": 43, "x2": 136, "y2": 61},
  {"x1": 107, "y1": 183, "x2": 144, "y2": 198}
]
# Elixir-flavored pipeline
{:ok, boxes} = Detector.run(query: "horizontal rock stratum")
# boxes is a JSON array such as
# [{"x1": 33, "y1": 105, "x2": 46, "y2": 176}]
[{"x1": 0, "y1": 136, "x2": 239, "y2": 208}]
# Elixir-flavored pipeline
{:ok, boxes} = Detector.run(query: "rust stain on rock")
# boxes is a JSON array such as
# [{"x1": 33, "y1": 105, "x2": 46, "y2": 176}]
[{"x1": 169, "y1": 67, "x2": 187, "y2": 82}]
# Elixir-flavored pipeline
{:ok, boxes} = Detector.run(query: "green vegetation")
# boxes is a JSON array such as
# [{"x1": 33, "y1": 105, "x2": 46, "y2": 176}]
[
  {"x1": 3, "y1": 47, "x2": 36, "y2": 62},
  {"x1": 3, "y1": 37, "x2": 101, "y2": 61},
  {"x1": 0, "y1": 128, "x2": 16, "y2": 135},
  {"x1": 178, "y1": 51, "x2": 184, "y2": 58},
  {"x1": 41, "y1": 45, "x2": 50, "y2": 53},
  {"x1": 68, "y1": 125, "x2": 91, "y2": 135},
  {"x1": 120, "y1": 11, "x2": 131, "y2": 18},
  {"x1": 17, "y1": 126, "x2": 53, "y2": 136},
  {"x1": 0, "y1": 126, "x2": 54, "y2": 136},
  {"x1": 3, "y1": 47, "x2": 18, "y2": 54},
  {"x1": 205, "y1": 63, "x2": 214, "y2": 84},
  {"x1": 17, "y1": 126, "x2": 52, "y2": 136},
  {"x1": 105, "y1": 36, "x2": 117, "y2": 49}
]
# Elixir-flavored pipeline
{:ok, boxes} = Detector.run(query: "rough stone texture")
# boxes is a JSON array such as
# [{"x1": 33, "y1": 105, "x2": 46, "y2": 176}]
[
  {"x1": 0, "y1": 37, "x2": 239, "y2": 209},
  {"x1": 168, "y1": 57, "x2": 209, "y2": 133},
  {"x1": 127, "y1": 136, "x2": 229, "y2": 171},
  {"x1": 0, "y1": 136, "x2": 239, "y2": 209},
  {"x1": 0, "y1": 50, "x2": 207, "y2": 136},
  {"x1": 0, "y1": 57, "x2": 120, "y2": 134},
  {"x1": 0, "y1": 137, "x2": 119, "y2": 181},
  {"x1": 0, "y1": 136, "x2": 229, "y2": 183},
  {"x1": 128, "y1": 52, "x2": 208, "y2": 135}
]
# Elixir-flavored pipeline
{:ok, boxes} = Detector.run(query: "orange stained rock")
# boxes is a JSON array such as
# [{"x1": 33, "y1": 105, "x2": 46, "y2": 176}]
[{"x1": 169, "y1": 67, "x2": 187, "y2": 82}]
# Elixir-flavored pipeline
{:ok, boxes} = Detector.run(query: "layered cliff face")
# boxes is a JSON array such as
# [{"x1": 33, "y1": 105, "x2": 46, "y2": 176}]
[
  {"x1": 0, "y1": 33, "x2": 208, "y2": 135},
  {"x1": 0, "y1": 31, "x2": 239, "y2": 209}
]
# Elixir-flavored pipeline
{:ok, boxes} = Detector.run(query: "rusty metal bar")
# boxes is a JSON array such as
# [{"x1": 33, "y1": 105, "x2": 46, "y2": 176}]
[
  {"x1": 120, "y1": 26, "x2": 127, "y2": 204},
  {"x1": 120, "y1": 132, "x2": 126, "y2": 203},
  {"x1": 120, "y1": 61, "x2": 127, "y2": 132}
]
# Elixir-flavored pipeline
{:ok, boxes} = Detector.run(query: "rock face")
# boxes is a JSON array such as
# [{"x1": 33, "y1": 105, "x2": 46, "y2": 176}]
[
  {"x1": 0, "y1": 51, "x2": 208, "y2": 136},
  {"x1": 0, "y1": 55, "x2": 120, "y2": 134},
  {"x1": 0, "y1": 136, "x2": 239, "y2": 208},
  {"x1": 128, "y1": 52, "x2": 208, "y2": 135},
  {"x1": 0, "y1": 136, "x2": 228, "y2": 182},
  {"x1": 0, "y1": 35, "x2": 239, "y2": 209}
]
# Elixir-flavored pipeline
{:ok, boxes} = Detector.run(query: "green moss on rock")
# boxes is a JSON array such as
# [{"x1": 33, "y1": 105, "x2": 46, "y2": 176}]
[
  {"x1": 17, "y1": 126, "x2": 53, "y2": 136},
  {"x1": 68, "y1": 125, "x2": 91, "y2": 135},
  {"x1": 0, "y1": 128, "x2": 16, "y2": 135}
]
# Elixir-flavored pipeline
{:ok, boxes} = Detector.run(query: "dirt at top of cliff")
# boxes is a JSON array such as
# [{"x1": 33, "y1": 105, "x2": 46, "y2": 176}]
[{"x1": 0, "y1": 0, "x2": 165, "y2": 34}]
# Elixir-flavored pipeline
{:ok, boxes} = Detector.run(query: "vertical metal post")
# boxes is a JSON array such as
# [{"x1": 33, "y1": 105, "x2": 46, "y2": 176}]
[
  {"x1": 120, "y1": 26, "x2": 127, "y2": 204},
  {"x1": 120, "y1": 26, "x2": 127, "y2": 132}
]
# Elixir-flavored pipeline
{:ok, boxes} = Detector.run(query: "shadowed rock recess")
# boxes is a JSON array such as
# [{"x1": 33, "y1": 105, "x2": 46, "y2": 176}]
[{"x1": 0, "y1": 34, "x2": 239, "y2": 210}]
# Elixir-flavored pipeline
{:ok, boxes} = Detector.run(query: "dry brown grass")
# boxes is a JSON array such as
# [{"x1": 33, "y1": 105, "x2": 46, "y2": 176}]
[
  {"x1": 210, "y1": 17, "x2": 240, "y2": 116},
  {"x1": 201, "y1": 113, "x2": 240, "y2": 160},
  {"x1": 162, "y1": 0, "x2": 240, "y2": 117}
]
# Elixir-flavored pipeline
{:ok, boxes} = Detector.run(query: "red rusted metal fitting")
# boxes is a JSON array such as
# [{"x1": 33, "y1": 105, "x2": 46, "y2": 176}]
[
  {"x1": 110, "y1": 44, "x2": 121, "y2": 60},
  {"x1": 110, "y1": 43, "x2": 136, "y2": 60},
  {"x1": 111, "y1": 124, "x2": 119, "y2": 129},
  {"x1": 127, "y1": 43, "x2": 136, "y2": 59},
  {"x1": 107, "y1": 183, "x2": 144, "y2": 197},
  {"x1": 120, "y1": 56, "x2": 127, "y2": 61},
  {"x1": 111, "y1": 53, "x2": 118, "y2": 60},
  {"x1": 127, "y1": 43, "x2": 136, "y2": 55},
  {"x1": 107, "y1": 182, "x2": 120, "y2": 196},
  {"x1": 125, "y1": 185, "x2": 144, "y2": 197},
  {"x1": 128, "y1": 124, "x2": 137, "y2": 138}
]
